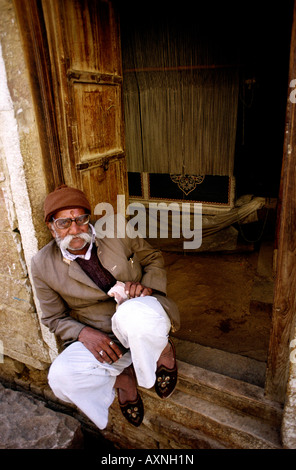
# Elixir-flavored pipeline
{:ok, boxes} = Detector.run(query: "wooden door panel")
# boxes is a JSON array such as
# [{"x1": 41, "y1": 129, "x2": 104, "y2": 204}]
[
  {"x1": 61, "y1": 0, "x2": 121, "y2": 74},
  {"x1": 41, "y1": 0, "x2": 127, "y2": 213},
  {"x1": 71, "y1": 81, "x2": 123, "y2": 162},
  {"x1": 80, "y1": 157, "x2": 128, "y2": 212}
]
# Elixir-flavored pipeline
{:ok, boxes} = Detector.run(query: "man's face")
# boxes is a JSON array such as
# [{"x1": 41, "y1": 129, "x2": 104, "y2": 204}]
[{"x1": 47, "y1": 207, "x2": 91, "y2": 254}]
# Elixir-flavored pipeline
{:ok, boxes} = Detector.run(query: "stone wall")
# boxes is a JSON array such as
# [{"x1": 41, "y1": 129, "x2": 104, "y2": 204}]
[
  {"x1": 282, "y1": 322, "x2": 296, "y2": 448},
  {"x1": 0, "y1": 0, "x2": 57, "y2": 373}
]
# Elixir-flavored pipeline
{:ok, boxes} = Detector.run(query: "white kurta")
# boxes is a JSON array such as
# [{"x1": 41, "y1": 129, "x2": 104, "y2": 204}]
[{"x1": 48, "y1": 296, "x2": 171, "y2": 429}]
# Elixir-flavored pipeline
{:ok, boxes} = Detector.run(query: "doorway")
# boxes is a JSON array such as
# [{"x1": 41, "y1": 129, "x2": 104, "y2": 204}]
[{"x1": 118, "y1": 1, "x2": 294, "y2": 386}]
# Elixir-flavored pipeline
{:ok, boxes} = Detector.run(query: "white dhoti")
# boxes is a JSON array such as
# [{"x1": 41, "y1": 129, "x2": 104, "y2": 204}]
[{"x1": 48, "y1": 296, "x2": 171, "y2": 429}]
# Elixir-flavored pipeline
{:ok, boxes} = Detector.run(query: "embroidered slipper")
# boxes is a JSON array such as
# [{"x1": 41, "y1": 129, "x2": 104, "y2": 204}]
[
  {"x1": 118, "y1": 392, "x2": 144, "y2": 427},
  {"x1": 155, "y1": 338, "x2": 178, "y2": 399}
]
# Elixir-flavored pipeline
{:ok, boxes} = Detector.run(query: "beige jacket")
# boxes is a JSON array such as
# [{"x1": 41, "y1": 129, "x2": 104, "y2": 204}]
[{"x1": 31, "y1": 233, "x2": 180, "y2": 346}]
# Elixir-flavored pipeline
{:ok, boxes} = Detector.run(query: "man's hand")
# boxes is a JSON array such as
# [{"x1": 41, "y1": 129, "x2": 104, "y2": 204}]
[
  {"x1": 78, "y1": 326, "x2": 123, "y2": 364},
  {"x1": 125, "y1": 281, "x2": 153, "y2": 298}
]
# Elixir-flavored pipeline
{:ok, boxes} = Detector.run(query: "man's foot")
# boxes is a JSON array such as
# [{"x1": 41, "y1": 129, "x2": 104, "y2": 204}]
[
  {"x1": 118, "y1": 392, "x2": 144, "y2": 427},
  {"x1": 155, "y1": 338, "x2": 177, "y2": 399},
  {"x1": 115, "y1": 366, "x2": 144, "y2": 427},
  {"x1": 156, "y1": 340, "x2": 175, "y2": 370},
  {"x1": 116, "y1": 365, "x2": 138, "y2": 404}
]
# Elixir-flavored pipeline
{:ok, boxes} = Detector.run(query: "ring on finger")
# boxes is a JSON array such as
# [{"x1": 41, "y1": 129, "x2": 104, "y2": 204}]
[
  {"x1": 99, "y1": 350, "x2": 104, "y2": 356},
  {"x1": 109, "y1": 341, "x2": 114, "y2": 346}
]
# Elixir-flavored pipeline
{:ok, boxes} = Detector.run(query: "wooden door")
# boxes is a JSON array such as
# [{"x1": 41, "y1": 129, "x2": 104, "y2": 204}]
[{"x1": 41, "y1": 0, "x2": 128, "y2": 213}]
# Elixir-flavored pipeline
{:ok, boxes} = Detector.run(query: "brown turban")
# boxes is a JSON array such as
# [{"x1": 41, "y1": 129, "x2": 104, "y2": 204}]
[{"x1": 44, "y1": 185, "x2": 91, "y2": 222}]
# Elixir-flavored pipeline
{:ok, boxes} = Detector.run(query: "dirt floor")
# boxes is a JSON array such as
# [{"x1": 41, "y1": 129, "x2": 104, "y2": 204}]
[{"x1": 164, "y1": 246, "x2": 273, "y2": 363}]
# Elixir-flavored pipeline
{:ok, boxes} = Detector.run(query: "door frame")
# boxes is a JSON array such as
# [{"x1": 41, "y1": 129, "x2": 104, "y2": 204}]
[
  {"x1": 265, "y1": 0, "x2": 296, "y2": 403},
  {"x1": 13, "y1": 0, "x2": 64, "y2": 189}
]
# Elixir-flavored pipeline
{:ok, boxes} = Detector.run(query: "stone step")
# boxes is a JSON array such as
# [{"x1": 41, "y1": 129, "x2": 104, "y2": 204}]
[
  {"x1": 177, "y1": 360, "x2": 283, "y2": 427},
  {"x1": 107, "y1": 400, "x2": 228, "y2": 449},
  {"x1": 141, "y1": 387, "x2": 281, "y2": 449},
  {"x1": 173, "y1": 337, "x2": 267, "y2": 387},
  {"x1": 105, "y1": 361, "x2": 282, "y2": 450}
]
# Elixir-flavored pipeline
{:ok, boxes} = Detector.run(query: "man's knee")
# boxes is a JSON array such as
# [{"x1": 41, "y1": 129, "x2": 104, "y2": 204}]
[
  {"x1": 113, "y1": 297, "x2": 170, "y2": 337},
  {"x1": 113, "y1": 298, "x2": 147, "y2": 332},
  {"x1": 48, "y1": 355, "x2": 71, "y2": 396}
]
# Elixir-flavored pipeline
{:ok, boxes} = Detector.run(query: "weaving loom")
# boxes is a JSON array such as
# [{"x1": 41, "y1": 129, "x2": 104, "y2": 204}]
[
  {"x1": 120, "y1": 8, "x2": 263, "y2": 250},
  {"x1": 128, "y1": 172, "x2": 235, "y2": 211},
  {"x1": 122, "y1": 11, "x2": 239, "y2": 178}
]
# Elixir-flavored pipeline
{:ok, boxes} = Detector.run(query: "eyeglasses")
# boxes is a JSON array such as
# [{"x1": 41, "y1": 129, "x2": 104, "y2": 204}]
[{"x1": 52, "y1": 214, "x2": 90, "y2": 230}]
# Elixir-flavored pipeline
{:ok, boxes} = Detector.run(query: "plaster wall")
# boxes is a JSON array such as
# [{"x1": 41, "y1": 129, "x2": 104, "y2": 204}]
[
  {"x1": 0, "y1": 0, "x2": 57, "y2": 369},
  {"x1": 282, "y1": 326, "x2": 296, "y2": 448}
]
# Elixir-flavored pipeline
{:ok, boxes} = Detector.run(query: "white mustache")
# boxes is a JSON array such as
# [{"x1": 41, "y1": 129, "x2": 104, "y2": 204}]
[{"x1": 55, "y1": 231, "x2": 93, "y2": 251}]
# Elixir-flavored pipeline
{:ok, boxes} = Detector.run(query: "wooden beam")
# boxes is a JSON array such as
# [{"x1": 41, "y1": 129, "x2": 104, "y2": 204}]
[
  {"x1": 13, "y1": 0, "x2": 64, "y2": 189},
  {"x1": 265, "y1": 0, "x2": 296, "y2": 403}
]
